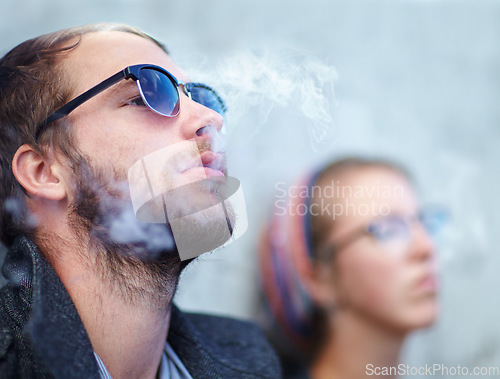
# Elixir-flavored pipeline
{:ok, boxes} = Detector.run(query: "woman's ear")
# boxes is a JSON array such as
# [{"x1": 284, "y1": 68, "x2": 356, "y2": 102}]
[
  {"x1": 302, "y1": 257, "x2": 339, "y2": 310},
  {"x1": 12, "y1": 144, "x2": 67, "y2": 201}
]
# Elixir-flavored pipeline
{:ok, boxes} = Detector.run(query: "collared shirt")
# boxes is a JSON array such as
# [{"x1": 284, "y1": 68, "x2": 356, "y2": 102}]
[{"x1": 94, "y1": 342, "x2": 193, "y2": 379}]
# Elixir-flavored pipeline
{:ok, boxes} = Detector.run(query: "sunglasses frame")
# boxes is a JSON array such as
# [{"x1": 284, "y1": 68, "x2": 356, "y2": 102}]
[{"x1": 35, "y1": 64, "x2": 226, "y2": 140}]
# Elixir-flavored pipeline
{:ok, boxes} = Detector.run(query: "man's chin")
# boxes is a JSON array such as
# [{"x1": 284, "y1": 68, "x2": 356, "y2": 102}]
[{"x1": 129, "y1": 176, "x2": 238, "y2": 261}]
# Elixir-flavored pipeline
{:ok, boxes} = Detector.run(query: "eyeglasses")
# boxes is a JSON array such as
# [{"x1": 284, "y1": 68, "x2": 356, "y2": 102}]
[
  {"x1": 36, "y1": 64, "x2": 227, "y2": 140},
  {"x1": 320, "y1": 207, "x2": 449, "y2": 259}
]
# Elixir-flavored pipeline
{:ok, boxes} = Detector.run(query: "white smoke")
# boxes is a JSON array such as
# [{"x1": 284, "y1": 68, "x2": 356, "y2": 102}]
[
  {"x1": 4, "y1": 197, "x2": 38, "y2": 229},
  {"x1": 107, "y1": 201, "x2": 175, "y2": 253},
  {"x1": 181, "y1": 47, "x2": 338, "y2": 151}
]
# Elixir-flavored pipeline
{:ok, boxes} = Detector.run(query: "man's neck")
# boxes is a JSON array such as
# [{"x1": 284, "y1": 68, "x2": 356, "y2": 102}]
[
  {"x1": 85, "y1": 296, "x2": 171, "y2": 379},
  {"x1": 47, "y1": 238, "x2": 175, "y2": 379}
]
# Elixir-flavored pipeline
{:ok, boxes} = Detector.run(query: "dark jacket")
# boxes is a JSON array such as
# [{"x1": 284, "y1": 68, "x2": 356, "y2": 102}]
[{"x1": 0, "y1": 236, "x2": 282, "y2": 378}]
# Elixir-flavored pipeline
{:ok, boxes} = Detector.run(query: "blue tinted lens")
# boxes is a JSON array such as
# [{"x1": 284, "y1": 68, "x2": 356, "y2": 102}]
[
  {"x1": 138, "y1": 68, "x2": 180, "y2": 117},
  {"x1": 185, "y1": 83, "x2": 227, "y2": 115},
  {"x1": 419, "y1": 209, "x2": 448, "y2": 236}
]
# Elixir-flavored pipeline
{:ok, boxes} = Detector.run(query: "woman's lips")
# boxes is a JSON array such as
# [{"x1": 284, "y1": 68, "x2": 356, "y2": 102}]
[{"x1": 415, "y1": 273, "x2": 438, "y2": 293}]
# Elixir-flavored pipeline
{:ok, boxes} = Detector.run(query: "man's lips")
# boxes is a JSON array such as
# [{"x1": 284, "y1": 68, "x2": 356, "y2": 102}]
[
  {"x1": 186, "y1": 167, "x2": 225, "y2": 177},
  {"x1": 200, "y1": 150, "x2": 222, "y2": 167},
  {"x1": 180, "y1": 150, "x2": 226, "y2": 177}
]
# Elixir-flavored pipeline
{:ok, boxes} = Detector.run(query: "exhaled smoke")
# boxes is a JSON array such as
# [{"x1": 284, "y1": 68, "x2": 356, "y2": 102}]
[
  {"x1": 4, "y1": 196, "x2": 39, "y2": 230},
  {"x1": 198, "y1": 125, "x2": 226, "y2": 155},
  {"x1": 106, "y1": 196, "x2": 175, "y2": 254},
  {"x1": 183, "y1": 47, "x2": 338, "y2": 150}
]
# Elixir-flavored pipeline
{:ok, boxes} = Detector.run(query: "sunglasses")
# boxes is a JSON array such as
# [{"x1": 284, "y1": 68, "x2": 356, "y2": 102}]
[{"x1": 36, "y1": 64, "x2": 227, "y2": 140}]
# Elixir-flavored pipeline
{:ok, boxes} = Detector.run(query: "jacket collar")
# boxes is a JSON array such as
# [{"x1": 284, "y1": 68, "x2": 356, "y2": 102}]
[
  {"x1": 3, "y1": 236, "x2": 100, "y2": 378},
  {"x1": 3, "y1": 236, "x2": 274, "y2": 378}
]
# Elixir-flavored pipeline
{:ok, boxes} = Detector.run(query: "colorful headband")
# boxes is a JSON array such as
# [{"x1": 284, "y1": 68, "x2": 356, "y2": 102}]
[{"x1": 259, "y1": 167, "x2": 324, "y2": 348}]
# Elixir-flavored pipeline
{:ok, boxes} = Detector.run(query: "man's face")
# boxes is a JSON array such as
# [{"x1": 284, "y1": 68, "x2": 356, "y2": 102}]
[
  {"x1": 60, "y1": 31, "x2": 225, "y2": 190},
  {"x1": 57, "y1": 31, "x2": 233, "y2": 261}
]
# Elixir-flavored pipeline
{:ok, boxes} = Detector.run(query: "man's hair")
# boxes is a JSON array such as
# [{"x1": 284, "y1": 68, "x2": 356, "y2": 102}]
[{"x1": 0, "y1": 23, "x2": 167, "y2": 246}]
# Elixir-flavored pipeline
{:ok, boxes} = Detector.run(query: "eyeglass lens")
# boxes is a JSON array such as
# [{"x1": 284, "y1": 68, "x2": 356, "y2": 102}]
[
  {"x1": 137, "y1": 68, "x2": 225, "y2": 117},
  {"x1": 185, "y1": 83, "x2": 226, "y2": 115},
  {"x1": 370, "y1": 210, "x2": 446, "y2": 241},
  {"x1": 137, "y1": 68, "x2": 180, "y2": 117}
]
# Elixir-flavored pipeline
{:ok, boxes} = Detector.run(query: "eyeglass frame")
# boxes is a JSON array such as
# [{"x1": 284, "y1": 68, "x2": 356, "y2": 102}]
[
  {"x1": 316, "y1": 207, "x2": 448, "y2": 261},
  {"x1": 35, "y1": 63, "x2": 227, "y2": 140}
]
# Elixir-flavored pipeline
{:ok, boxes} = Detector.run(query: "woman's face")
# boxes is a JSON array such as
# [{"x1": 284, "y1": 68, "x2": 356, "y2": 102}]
[{"x1": 323, "y1": 167, "x2": 438, "y2": 332}]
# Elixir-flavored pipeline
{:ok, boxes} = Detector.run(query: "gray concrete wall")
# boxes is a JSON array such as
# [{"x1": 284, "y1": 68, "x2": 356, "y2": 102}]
[{"x1": 2, "y1": 0, "x2": 500, "y2": 375}]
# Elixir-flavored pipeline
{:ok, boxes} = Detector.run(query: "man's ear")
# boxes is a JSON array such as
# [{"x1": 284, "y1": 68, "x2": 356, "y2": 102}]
[{"x1": 12, "y1": 144, "x2": 67, "y2": 201}]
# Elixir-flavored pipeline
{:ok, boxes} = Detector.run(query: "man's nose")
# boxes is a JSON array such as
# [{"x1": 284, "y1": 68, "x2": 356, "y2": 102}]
[{"x1": 178, "y1": 94, "x2": 224, "y2": 139}]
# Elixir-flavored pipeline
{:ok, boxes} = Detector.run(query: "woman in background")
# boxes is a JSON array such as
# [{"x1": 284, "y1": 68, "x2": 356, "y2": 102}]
[{"x1": 259, "y1": 158, "x2": 446, "y2": 379}]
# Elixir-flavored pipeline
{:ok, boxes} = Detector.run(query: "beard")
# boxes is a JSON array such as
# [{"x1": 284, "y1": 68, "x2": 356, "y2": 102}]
[{"x1": 67, "y1": 154, "x2": 191, "y2": 312}]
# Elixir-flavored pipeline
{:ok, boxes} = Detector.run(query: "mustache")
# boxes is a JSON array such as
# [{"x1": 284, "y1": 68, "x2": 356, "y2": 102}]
[{"x1": 196, "y1": 137, "x2": 212, "y2": 153}]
